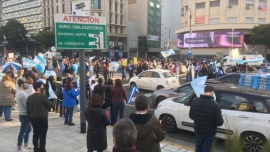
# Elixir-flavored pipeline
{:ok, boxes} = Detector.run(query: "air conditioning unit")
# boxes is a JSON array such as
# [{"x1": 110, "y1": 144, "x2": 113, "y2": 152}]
[
  {"x1": 228, "y1": 4, "x2": 232, "y2": 8},
  {"x1": 246, "y1": 5, "x2": 250, "y2": 9}
]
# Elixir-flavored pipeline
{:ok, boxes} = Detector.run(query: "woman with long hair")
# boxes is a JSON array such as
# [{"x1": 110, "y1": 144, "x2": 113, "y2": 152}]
[
  {"x1": 103, "y1": 78, "x2": 114, "y2": 123},
  {"x1": 62, "y1": 81, "x2": 80, "y2": 126},
  {"x1": 111, "y1": 79, "x2": 127, "y2": 125},
  {"x1": 84, "y1": 94, "x2": 109, "y2": 152}
]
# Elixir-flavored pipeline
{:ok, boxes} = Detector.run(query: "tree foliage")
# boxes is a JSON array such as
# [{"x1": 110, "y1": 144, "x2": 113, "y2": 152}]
[
  {"x1": 250, "y1": 24, "x2": 270, "y2": 49},
  {"x1": 31, "y1": 27, "x2": 55, "y2": 49},
  {"x1": 0, "y1": 19, "x2": 27, "y2": 51}
]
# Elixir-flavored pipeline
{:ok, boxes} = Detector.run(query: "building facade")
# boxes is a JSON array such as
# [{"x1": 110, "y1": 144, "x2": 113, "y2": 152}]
[
  {"x1": 42, "y1": 0, "x2": 128, "y2": 57},
  {"x1": 128, "y1": 0, "x2": 161, "y2": 58},
  {"x1": 1, "y1": 0, "x2": 43, "y2": 35},
  {"x1": 177, "y1": 0, "x2": 270, "y2": 58}
]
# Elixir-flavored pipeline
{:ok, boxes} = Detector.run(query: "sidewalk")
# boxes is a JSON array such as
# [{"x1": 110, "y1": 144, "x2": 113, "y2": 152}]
[{"x1": 0, "y1": 108, "x2": 194, "y2": 152}]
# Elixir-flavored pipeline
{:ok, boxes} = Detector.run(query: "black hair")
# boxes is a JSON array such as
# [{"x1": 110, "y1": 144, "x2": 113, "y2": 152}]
[
  {"x1": 135, "y1": 95, "x2": 149, "y2": 111},
  {"x1": 17, "y1": 79, "x2": 25, "y2": 87},
  {"x1": 33, "y1": 82, "x2": 43, "y2": 91},
  {"x1": 204, "y1": 85, "x2": 214, "y2": 92}
]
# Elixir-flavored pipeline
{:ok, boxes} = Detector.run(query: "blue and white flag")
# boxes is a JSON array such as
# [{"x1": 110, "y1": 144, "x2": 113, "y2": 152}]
[
  {"x1": 128, "y1": 87, "x2": 139, "y2": 103},
  {"x1": 71, "y1": 63, "x2": 79, "y2": 74},
  {"x1": 48, "y1": 81, "x2": 57, "y2": 99},
  {"x1": 1, "y1": 62, "x2": 21, "y2": 73},
  {"x1": 161, "y1": 49, "x2": 175, "y2": 58},
  {"x1": 33, "y1": 54, "x2": 47, "y2": 73},
  {"x1": 191, "y1": 76, "x2": 207, "y2": 98},
  {"x1": 22, "y1": 58, "x2": 37, "y2": 68},
  {"x1": 45, "y1": 70, "x2": 56, "y2": 78}
]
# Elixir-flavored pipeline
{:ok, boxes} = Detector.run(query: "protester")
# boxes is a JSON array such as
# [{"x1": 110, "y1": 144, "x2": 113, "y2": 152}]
[
  {"x1": 93, "y1": 78, "x2": 105, "y2": 99},
  {"x1": 128, "y1": 60, "x2": 134, "y2": 81},
  {"x1": 189, "y1": 85, "x2": 224, "y2": 152},
  {"x1": 103, "y1": 78, "x2": 114, "y2": 124},
  {"x1": 129, "y1": 95, "x2": 165, "y2": 152},
  {"x1": 112, "y1": 118, "x2": 138, "y2": 152},
  {"x1": 84, "y1": 94, "x2": 110, "y2": 152},
  {"x1": 26, "y1": 82, "x2": 55, "y2": 152},
  {"x1": 16, "y1": 79, "x2": 32, "y2": 151},
  {"x1": 186, "y1": 60, "x2": 195, "y2": 82},
  {"x1": 109, "y1": 61, "x2": 114, "y2": 78},
  {"x1": 69, "y1": 71, "x2": 79, "y2": 88},
  {"x1": 103, "y1": 63, "x2": 108, "y2": 83},
  {"x1": 0, "y1": 74, "x2": 16, "y2": 121},
  {"x1": 111, "y1": 79, "x2": 127, "y2": 125},
  {"x1": 85, "y1": 71, "x2": 91, "y2": 100},
  {"x1": 62, "y1": 81, "x2": 80, "y2": 126},
  {"x1": 95, "y1": 61, "x2": 100, "y2": 78}
]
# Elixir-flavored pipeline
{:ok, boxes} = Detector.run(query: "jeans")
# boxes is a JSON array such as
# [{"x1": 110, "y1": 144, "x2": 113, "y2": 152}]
[
  {"x1": 103, "y1": 73, "x2": 108, "y2": 83},
  {"x1": 65, "y1": 107, "x2": 74, "y2": 124},
  {"x1": 112, "y1": 102, "x2": 125, "y2": 124},
  {"x1": 0, "y1": 106, "x2": 12, "y2": 120},
  {"x1": 195, "y1": 133, "x2": 215, "y2": 152},
  {"x1": 17, "y1": 115, "x2": 32, "y2": 147},
  {"x1": 32, "y1": 118, "x2": 48, "y2": 152}
]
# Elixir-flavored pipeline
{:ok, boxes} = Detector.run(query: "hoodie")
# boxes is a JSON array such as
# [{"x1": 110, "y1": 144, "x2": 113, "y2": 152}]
[{"x1": 129, "y1": 113, "x2": 165, "y2": 152}]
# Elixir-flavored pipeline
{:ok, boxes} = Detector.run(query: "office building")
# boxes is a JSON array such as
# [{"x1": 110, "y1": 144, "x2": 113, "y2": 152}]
[
  {"x1": 43, "y1": 0, "x2": 128, "y2": 57},
  {"x1": 177, "y1": 0, "x2": 270, "y2": 58},
  {"x1": 1, "y1": 0, "x2": 43, "y2": 35},
  {"x1": 128, "y1": 0, "x2": 162, "y2": 58}
]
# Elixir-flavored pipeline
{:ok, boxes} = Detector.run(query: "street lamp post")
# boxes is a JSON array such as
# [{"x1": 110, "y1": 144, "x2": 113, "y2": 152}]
[{"x1": 184, "y1": 5, "x2": 192, "y2": 58}]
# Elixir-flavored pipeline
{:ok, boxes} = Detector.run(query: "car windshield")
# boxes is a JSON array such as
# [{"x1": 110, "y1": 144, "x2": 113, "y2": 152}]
[{"x1": 163, "y1": 72, "x2": 174, "y2": 78}]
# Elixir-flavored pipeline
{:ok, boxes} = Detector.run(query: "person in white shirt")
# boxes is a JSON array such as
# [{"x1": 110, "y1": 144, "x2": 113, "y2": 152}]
[
  {"x1": 109, "y1": 61, "x2": 114, "y2": 78},
  {"x1": 16, "y1": 79, "x2": 32, "y2": 151}
]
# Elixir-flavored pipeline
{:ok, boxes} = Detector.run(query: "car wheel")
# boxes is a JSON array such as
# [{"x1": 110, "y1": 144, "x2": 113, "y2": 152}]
[
  {"x1": 130, "y1": 82, "x2": 137, "y2": 89},
  {"x1": 157, "y1": 86, "x2": 164, "y2": 90},
  {"x1": 156, "y1": 96, "x2": 166, "y2": 106},
  {"x1": 160, "y1": 114, "x2": 177, "y2": 133},
  {"x1": 243, "y1": 132, "x2": 265, "y2": 152}
]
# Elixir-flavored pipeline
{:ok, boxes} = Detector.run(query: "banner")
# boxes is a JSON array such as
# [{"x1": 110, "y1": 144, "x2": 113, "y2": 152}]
[
  {"x1": 161, "y1": 49, "x2": 175, "y2": 58},
  {"x1": 239, "y1": 74, "x2": 270, "y2": 91}
]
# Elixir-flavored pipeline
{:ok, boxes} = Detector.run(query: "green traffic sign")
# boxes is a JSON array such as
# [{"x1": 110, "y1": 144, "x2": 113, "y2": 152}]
[{"x1": 54, "y1": 14, "x2": 107, "y2": 50}]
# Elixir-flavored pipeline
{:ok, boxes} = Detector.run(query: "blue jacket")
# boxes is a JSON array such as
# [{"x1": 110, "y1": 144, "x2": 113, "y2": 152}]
[{"x1": 62, "y1": 88, "x2": 80, "y2": 108}]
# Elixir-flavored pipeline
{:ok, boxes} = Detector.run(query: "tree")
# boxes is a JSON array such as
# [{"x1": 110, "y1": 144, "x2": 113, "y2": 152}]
[
  {"x1": 31, "y1": 27, "x2": 55, "y2": 49},
  {"x1": 0, "y1": 20, "x2": 28, "y2": 52},
  {"x1": 250, "y1": 24, "x2": 270, "y2": 55}
]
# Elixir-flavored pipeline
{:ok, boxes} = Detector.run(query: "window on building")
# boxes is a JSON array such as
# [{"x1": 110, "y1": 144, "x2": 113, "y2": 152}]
[
  {"x1": 51, "y1": 0, "x2": 53, "y2": 5},
  {"x1": 115, "y1": 3, "x2": 118, "y2": 12},
  {"x1": 210, "y1": 0, "x2": 220, "y2": 7},
  {"x1": 47, "y1": 0, "x2": 49, "y2": 5},
  {"x1": 150, "y1": 2, "x2": 154, "y2": 7},
  {"x1": 120, "y1": 16, "x2": 123, "y2": 25},
  {"x1": 44, "y1": 8, "x2": 46, "y2": 16},
  {"x1": 228, "y1": 17, "x2": 237, "y2": 23},
  {"x1": 115, "y1": 27, "x2": 117, "y2": 33},
  {"x1": 51, "y1": 7, "x2": 54, "y2": 15},
  {"x1": 259, "y1": 0, "x2": 267, "y2": 6},
  {"x1": 120, "y1": 4, "x2": 123, "y2": 14},
  {"x1": 115, "y1": 15, "x2": 118, "y2": 24},
  {"x1": 209, "y1": 18, "x2": 219, "y2": 24},
  {"x1": 70, "y1": 3, "x2": 72, "y2": 12},
  {"x1": 157, "y1": 4, "x2": 160, "y2": 8},
  {"x1": 120, "y1": 28, "x2": 123, "y2": 34},
  {"x1": 109, "y1": 14, "x2": 112, "y2": 23},
  {"x1": 109, "y1": 26, "x2": 112, "y2": 32},
  {"x1": 229, "y1": 0, "x2": 238, "y2": 5},
  {"x1": 91, "y1": 0, "x2": 101, "y2": 9},
  {"x1": 47, "y1": 8, "x2": 50, "y2": 16},
  {"x1": 245, "y1": 17, "x2": 253, "y2": 23},
  {"x1": 109, "y1": 2, "x2": 112, "y2": 11},
  {"x1": 258, "y1": 18, "x2": 265, "y2": 24},
  {"x1": 62, "y1": 4, "x2": 66, "y2": 13},
  {"x1": 246, "y1": 0, "x2": 254, "y2": 5},
  {"x1": 196, "y1": 2, "x2": 205, "y2": 9},
  {"x1": 56, "y1": 0, "x2": 58, "y2": 3},
  {"x1": 56, "y1": 6, "x2": 58, "y2": 13},
  {"x1": 48, "y1": 18, "x2": 50, "y2": 26}
]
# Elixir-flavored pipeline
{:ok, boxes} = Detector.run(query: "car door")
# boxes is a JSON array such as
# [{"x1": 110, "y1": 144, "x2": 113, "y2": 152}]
[
  {"x1": 149, "y1": 72, "x2": 161, "y2": 90},
  {"x1": 177, "y1": 91, "x2": 198, "y2": 132},
  {"x1": 216, "y1": 92, "x2": 253, "y2": 137},
  {"x1": 138, "y1": 71, "x2": 152, "y2": 90}
]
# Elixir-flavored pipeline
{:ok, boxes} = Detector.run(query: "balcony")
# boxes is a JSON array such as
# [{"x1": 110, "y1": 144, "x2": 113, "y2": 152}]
[
  {"x1": 2, "y1": 0, "x2": 29, "y2": 7},
  {"x1": 2, "y1": 1, "x2": 41, "y2": 14}
]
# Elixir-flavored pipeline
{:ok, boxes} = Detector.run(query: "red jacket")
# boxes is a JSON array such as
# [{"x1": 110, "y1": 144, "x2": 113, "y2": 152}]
[{"x1": 103, "y1": 65, "x2": 108, "y2": 74}]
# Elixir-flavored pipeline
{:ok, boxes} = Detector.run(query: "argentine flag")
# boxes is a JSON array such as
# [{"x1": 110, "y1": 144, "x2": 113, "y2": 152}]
[
  {"x1": 22, "y1": 58, "x2": 37, "y2": 68},
  {"x1": 48, "y1": 81, "x2": 57, "y2": 99},
  {"x1": 128, "y1": 87, "x2": 139, "y2": 103},
  {"x1": 71, "y1": 63, "x2": 79, "y2": 74},
  {"x1": 33, "y1": 54, "x2": 47, "y2": 73}
]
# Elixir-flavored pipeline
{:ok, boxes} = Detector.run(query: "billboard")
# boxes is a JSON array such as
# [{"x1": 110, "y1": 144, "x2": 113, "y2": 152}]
[{"x1": 177, "y1": 31, "x2": 244, "y2": 48}]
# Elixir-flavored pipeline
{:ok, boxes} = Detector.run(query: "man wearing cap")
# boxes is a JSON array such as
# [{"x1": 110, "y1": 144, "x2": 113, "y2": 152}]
[
  {"x1": 189, "y1": 85, "x2": 223, "y2": 152},
  {"x1": 16, "y1": 79, "x2": 32, "y2": 151}
]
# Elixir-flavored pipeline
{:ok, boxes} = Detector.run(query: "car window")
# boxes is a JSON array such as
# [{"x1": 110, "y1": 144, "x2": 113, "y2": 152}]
[
  {"x1": 218, "y1": 75, "x2": 240, "y2": 84},
  {"x1": 219, "y1": 93, "x2": 249, "y2": 111},
  {"x1": 251, "y1": 100, "x2": 269, "y2": 113},
  {"x1": 175, "y1": 84, "x2": 193, "y2": 93},
  {"x1": 163, "y1": 72, "x2": 174, "y2": 78},
  {"x1": 176, "y1": 91, "x2": 195, "y2": 104},
  {"x1": 140, "y1": 71, "x2": 152, "y2": 78},
  {"x1": 152, "y1": 72, "x2": 160, "y2": 78}
]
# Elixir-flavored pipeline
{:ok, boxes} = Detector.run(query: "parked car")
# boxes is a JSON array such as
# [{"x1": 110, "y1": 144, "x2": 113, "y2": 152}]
[
  {"x1": 226, "y1": 65, "x2": 269, "y2": 73},
  {"x1": 155, "y1": 84, "x2": 270, "y2": 152},
  {"x1": 129, "y1": 69, "x2": 180, "y2": 91}
]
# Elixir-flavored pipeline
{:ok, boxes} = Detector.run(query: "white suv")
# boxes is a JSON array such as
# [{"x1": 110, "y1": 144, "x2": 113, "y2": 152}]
[{"x1": 155, "y1": 85, "x2": 270, "y2": 152}]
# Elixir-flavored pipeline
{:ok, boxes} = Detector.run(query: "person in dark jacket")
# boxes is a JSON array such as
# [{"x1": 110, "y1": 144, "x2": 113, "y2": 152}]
[
  {"x1": 189, "y1": 85, "x2": 224, "y2": 152},
  {"x1": 102, "y1": 78, "x2": 114, "y2": 124},
  {"x1": 84, "y1": 94, "x2": 110, "y2": 152},
  {"x1": 93, "y1": 78, "x2": 105, "y2": 99},
  {"x1": 129, "y1": 95, "x2": 165, "y2": 152},
  {"x1": 113, "y1": 118, "x2": 139, "y2": 152}
]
